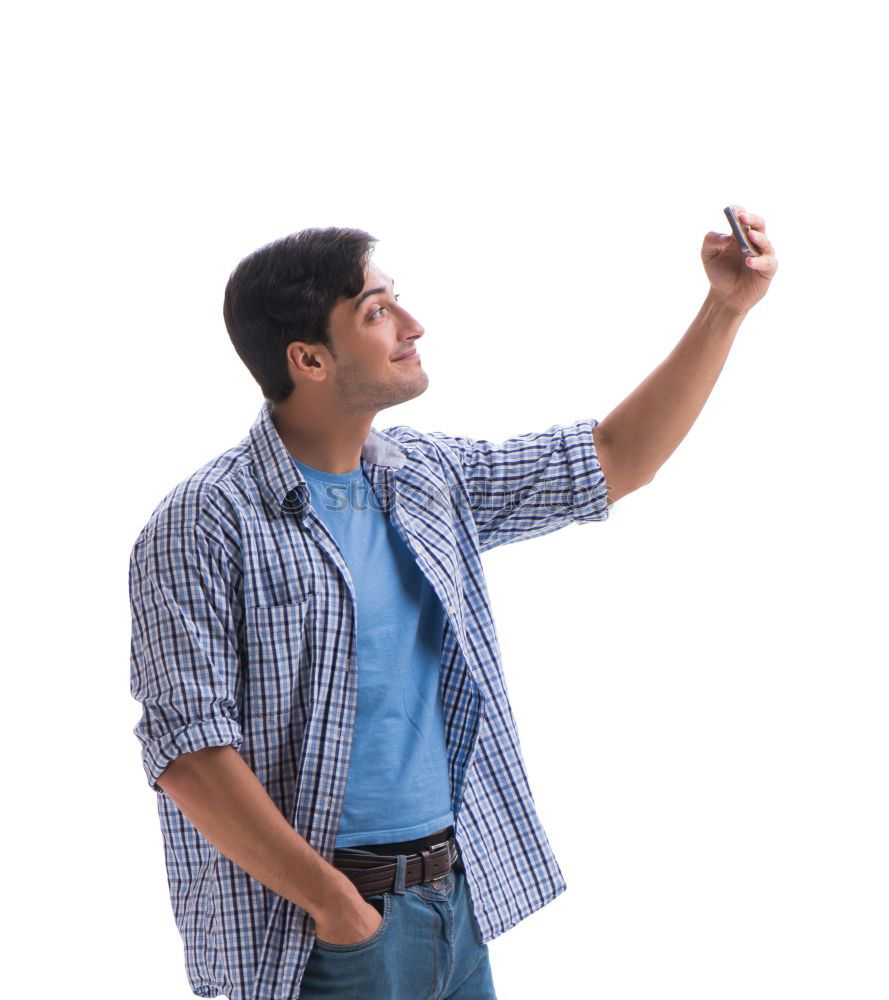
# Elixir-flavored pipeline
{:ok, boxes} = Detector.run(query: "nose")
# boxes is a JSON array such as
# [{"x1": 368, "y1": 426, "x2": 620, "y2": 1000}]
[{"x1": 402, "y1": 313, "x2": 424, "y2": 341}]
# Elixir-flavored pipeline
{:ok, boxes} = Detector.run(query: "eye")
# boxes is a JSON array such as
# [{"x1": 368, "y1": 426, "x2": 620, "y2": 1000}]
[{"x1": 369, "y1": 294, "x2": 400, "y2": 321}]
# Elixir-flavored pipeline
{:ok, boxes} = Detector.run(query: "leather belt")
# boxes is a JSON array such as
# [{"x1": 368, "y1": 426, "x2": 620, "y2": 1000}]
[{"x1": 331, "y1": 837, "x2": 460, "y2": 897}]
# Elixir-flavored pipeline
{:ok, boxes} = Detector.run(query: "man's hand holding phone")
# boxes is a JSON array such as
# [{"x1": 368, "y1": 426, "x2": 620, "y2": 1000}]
[{"x1": 700, "y1": 203, "x2": 779, "y2": 316}]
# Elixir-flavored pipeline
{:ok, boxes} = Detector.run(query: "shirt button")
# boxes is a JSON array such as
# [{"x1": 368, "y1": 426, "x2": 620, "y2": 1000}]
[{"x1": 448, "y1": 604, "x2": 456, "y2": 613}]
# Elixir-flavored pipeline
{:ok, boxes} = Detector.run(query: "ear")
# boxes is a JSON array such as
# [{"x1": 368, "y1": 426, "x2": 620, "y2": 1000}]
[{"x1": 286, "y1": 342, "x2": 329, "y2": 379}]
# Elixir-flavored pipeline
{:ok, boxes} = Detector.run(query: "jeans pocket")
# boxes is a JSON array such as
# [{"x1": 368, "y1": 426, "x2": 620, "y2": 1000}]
[{"x1": 312, "y1": 891, "x2": 393, "y2": 952}]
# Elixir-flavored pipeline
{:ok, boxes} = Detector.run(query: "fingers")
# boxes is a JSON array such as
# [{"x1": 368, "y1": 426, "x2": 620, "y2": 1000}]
[
  {"x1": 721, "y1": 206, "x2": 777, "y2": 275},
  {"x1": 736, "y1": 207, "x2": 776, "y2": 273},
  {"x1": 746, "y1": 227, "x2": 774, "y2": 254},
  {"x1": 739, "y1": 210, "x2": 766, "y2": 233},
  {"x1": 745, "y1": 243, "x2": 779, "y2": 273}
]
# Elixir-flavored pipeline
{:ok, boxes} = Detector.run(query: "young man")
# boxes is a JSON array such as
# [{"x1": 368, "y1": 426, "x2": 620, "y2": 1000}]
[{"x1": 129, "y1": 216, "x2": 776, "y2": 999}]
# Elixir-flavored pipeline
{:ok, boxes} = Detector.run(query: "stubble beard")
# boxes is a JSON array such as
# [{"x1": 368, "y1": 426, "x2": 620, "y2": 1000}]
[{"x1": 333, "y1": 360, "x2": 429, "y2": 415}]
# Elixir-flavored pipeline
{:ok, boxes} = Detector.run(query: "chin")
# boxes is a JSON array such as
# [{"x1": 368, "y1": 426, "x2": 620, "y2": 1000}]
[
  {"x1": 410, "y1": 370, "x2": 430, "y2": 396},
  {"x1": 391, "y1": 371, "x2": 429, "y2": 406},
  {"x1": 404, "y1": 382, "x2": 429, "y2": 404}
]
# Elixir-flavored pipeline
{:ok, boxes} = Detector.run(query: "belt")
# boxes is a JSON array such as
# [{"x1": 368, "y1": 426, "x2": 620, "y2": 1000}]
[{"x1": 331, "y1": 836, "x2": 460, "y2": 897}]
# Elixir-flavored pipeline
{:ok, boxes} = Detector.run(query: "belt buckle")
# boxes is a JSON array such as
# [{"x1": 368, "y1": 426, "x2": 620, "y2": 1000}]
[{"x1": 419, "y1": 840, "x2": 451, "y2": 883}]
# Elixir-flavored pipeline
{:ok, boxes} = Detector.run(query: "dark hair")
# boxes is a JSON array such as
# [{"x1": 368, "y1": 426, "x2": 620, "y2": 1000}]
[{"x1": 223, "y1": 226, "x2": 378, "y2": 403}]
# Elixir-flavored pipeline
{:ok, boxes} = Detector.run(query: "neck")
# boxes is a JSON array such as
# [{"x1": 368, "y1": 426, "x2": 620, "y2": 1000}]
[{"x1": 270, "y1": 398, "x2": 374, "y2": 475}]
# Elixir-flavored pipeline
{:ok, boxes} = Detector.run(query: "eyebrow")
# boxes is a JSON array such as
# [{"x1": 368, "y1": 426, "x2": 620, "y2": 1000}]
[{"x1": 353, "y1": 278, "x2": 396, "y2": 312}]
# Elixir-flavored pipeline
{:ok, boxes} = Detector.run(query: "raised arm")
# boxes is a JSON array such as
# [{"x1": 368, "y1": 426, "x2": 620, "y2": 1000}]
[
  {"x1": 593, "y1": 207, "x2": 777, "y2": 493},
  {"x1": 592, "y1": 291, "x2": 746, "y2": 495}
]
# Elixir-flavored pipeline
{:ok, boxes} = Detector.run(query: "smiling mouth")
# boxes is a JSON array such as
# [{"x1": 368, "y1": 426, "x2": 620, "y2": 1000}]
[{"x1": 393, "y1": 349, "x2": 419, "y2": 361}]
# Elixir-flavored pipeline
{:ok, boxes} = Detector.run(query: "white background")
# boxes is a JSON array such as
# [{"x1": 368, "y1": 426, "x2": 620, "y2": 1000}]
[{"x1": 5, "y1": 2, "x2": 886, "y2": 998}]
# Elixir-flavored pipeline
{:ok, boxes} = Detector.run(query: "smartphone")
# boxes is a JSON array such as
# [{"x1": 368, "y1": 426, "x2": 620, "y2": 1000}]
[{"x1": 724, "y1": 205, "x2": 762, "y2": 256}]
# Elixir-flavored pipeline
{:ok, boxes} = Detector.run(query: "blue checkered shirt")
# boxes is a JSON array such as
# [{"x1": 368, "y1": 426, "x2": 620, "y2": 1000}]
[{"x1": 128, "y1": 399, "x2": 611, "y2": 999}]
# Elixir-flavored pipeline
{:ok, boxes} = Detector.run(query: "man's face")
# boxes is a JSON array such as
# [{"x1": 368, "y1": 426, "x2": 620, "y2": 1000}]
[{"x1": 321, "y1": 261, "x2": 428, "y2": 414}]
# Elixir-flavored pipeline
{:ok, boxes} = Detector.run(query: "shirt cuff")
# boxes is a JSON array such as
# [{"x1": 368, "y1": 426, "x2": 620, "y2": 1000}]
[
  {"x1": 565, "y1": 417, "x2": 611, "y2": 523},
  {"x1": 141, "y1": 717, "x2": 244, "y2": 792}
]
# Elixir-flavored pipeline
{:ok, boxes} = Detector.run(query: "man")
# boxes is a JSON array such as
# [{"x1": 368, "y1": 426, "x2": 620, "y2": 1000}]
[{"x1": 129, "y1": 213, "x2": 777, "y2": 999}]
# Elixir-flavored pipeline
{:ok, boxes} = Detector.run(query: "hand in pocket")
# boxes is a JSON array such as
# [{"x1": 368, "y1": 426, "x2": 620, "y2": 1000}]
[{"x1": 314, "y1": 895, "x2": 385, "y2": 946}]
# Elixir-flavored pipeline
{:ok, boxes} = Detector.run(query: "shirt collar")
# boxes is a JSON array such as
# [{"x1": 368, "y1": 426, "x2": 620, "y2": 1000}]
[{"x1": 247, "y1": 398, "x2": 412, "y2": 519}]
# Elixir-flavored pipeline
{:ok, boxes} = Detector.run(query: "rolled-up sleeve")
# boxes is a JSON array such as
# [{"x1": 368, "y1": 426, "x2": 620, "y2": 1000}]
[
  {"x1": 128, "y1": 509, "x2": 244, "y2": 792},
  {"x1": 424, "y1": 417, "x2": 611, "y2": 552}
]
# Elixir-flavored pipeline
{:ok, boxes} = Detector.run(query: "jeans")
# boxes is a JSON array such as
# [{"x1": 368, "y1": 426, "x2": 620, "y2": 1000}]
[{"x1": 299, "y1": 849, "x2": 498, "y2": 999}]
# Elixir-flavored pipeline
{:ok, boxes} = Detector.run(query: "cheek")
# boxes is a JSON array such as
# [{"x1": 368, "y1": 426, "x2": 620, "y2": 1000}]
[{"x1": 372, "y1": 335, "x2": 396, "y2": 365}]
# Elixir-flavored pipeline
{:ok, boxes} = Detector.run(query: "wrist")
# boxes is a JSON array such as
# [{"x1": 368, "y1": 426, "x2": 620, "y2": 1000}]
[
  {"x1": 308, "y1": 868, "x2": 362, "y2": 921},
  {"x1": 704, "y1": 287, "x2": 748, "y2": 322}
]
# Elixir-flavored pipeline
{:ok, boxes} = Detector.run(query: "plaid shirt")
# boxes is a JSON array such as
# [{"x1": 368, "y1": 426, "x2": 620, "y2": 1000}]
[{"x1": 129, "y1": 399, "x2": 611, "y2": 1000}]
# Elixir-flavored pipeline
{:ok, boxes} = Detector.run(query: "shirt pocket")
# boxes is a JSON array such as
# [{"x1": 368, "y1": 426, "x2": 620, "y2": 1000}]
[{"x1": 243, "y1": 595, "x2": 314, "y2": 719}]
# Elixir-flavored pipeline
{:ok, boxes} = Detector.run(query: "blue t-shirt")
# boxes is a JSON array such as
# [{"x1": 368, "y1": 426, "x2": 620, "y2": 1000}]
[{"x1": 291, "y1": 455, "x2": 455, "y2": 847}]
